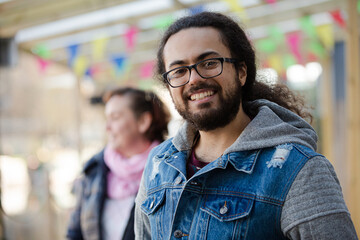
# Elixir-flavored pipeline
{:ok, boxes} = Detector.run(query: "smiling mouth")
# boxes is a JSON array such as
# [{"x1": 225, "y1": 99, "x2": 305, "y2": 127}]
[{"x1": 190, "y1": 90, "x2": 215, "y2": 101}]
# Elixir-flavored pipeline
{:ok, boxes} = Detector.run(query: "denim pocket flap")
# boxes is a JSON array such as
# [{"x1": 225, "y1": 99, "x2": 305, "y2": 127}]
[
  {"x1": 141, "y1": 190, "x2": 166, "y2": 215},
  {"x1": 200, "y1": 194, "x2": 254, "y2": 222}
]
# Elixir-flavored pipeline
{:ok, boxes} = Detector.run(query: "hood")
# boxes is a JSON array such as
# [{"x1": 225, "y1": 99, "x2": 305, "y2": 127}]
[{"x1": 173, "y1": 99, "x2": 318, "y2": 153}]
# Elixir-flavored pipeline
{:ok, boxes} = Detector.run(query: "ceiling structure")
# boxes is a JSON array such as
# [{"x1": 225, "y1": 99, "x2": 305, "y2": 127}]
[{"x1": 0, "y1": 0, "x2": 350, "y2": 89}]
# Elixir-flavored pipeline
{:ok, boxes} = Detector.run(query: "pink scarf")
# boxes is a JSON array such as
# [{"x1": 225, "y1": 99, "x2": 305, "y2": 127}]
[{"x1": 104, "y1": 141, "x2": 159, "y2": 199}]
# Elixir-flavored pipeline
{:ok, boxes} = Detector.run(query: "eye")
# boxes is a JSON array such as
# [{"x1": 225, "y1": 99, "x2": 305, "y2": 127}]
[
  {"x1": 169, "y1": 67, "x2": 188, "y2": 79},
  {"x1": 199, "y1": 59, "x2": 220, "y2": 69}
]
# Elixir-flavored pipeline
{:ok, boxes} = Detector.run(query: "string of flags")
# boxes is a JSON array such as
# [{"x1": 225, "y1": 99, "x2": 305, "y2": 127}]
[{"x1": 32, "y1": 2, "x2": 350, "y2": 82}]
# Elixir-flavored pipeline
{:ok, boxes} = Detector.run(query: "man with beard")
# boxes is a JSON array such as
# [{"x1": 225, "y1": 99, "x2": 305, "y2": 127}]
[{"x1": 134, "y1": 12, "x2": 357, "y2": 240}]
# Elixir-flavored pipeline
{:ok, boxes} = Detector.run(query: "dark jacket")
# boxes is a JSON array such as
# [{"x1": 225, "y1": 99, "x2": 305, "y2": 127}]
[{"x1": 66, "y1": 150, "x2": 135, "y2": 240}]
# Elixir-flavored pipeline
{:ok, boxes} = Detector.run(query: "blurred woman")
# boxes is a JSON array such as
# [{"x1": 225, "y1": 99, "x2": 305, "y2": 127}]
[{"x1": 66, "y1": 87, "x2": 170, "y2": 240}]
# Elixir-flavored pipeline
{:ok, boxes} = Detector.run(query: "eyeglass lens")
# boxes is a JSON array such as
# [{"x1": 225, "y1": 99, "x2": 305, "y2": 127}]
[{"x1": 167, "y1": 58, "x2": 222, "y2": 87}]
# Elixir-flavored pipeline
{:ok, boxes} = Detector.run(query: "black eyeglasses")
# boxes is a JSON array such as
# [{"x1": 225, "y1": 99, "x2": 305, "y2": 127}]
[{"x1": 162, "y1": 57, "x2": 237, "y2": 88}]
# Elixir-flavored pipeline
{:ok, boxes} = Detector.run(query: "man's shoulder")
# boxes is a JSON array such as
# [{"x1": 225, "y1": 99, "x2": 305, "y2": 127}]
[{"x1": 149, "y1": 138, "x2": 175, "y2": 156}]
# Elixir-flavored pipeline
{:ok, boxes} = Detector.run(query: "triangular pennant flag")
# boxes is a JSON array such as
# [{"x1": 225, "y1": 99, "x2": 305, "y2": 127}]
[
  {"x1": 268, "y1": 54, "x2": 283, "y2": 73},
  {"x1": 92, "y1": 37, "x2": 109, "y2": 61},
  {"x1": 67, "y1": 44, "x2": 79, "y2": 67},
  {"x1": 316, "y1": 24, "x2": 334, "y2": 50},
  {"x1": 299, "y1": 15, "x2": 317, "y2": 39},
  {"x1": 36, "y1": 57, "x2": 51, "y2": 73},
  {"x1": 256, "y1": 39, "x2": 277, "y2": 53},
  {"x1": 286, "y1": 32, "x2": 302, "y2": 64},
  {"x1": 33, "y1": 44, "x2": 51, "y2": 59},
  {"x1": 309, "y1": 41, "x2": 326, "y2": 59},
  {"x1": 268, "y1": 25, "x2": 285, "y2": 43},
  {"x1": 140, "y1": 61, "x2": 155, "y2": 79},
  {"x1": 265, "y1": 0, "x2": 277, "y2": 4},
  {"x1": 154, "y1": 15, "x2": 174, "y2": 29},
  {"x1": 189, "y1": 5, "x2": 204, "y2": 15},
  {"x1": 222, "y1": 0, "x2": 248, "y2": 22},
  {"x1": 73, "y1": 56, "x2": 88, "y2": 77},
  {"x1": 124, "y1": 26, "x2": 138, "y2": 51},
  {"x1": 111, "y1": 55, "x2": 127, "y2": 76},
  {"x1": 283, "y1": 54, "x2": 297, "y2": 69},
  {"x1": 330, "y1": 10, "x2": 346, "y2": 28}
]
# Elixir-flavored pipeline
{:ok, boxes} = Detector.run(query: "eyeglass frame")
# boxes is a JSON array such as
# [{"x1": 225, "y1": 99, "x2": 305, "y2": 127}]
[{"x1": 162, "y1": 57, "x2": 238, "y2": 88}]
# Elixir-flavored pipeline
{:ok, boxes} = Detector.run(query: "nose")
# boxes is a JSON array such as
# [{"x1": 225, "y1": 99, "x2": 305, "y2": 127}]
[
  {"x1": 106, "y1": 121, "x2": 111, "y2": 131},
  {"x1": 188, "y1": 67, "x2": 205, "y2": 86}
]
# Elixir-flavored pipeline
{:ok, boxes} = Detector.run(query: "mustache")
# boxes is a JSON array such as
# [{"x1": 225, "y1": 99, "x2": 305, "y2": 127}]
[{"x1": 183, "y1": 82, "x2": 221, "y2": 98}]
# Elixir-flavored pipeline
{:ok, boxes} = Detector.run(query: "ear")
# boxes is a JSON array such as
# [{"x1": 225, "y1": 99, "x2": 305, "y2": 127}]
[
  {"x1": 238, "y1": 62, "x2": 247, "y2": 87},
  {"x1": 138, "y1": 112, "x2": 153, "y2": 134}
]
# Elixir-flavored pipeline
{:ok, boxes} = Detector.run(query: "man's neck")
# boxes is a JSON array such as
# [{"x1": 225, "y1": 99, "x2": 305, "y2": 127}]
[{"x1": 194, "y1": 106, "x2": 251, "y2": 163}]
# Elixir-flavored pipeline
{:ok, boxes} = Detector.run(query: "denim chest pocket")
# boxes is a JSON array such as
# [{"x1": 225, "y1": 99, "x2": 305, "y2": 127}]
[
  {"x1": 141, "y1": 190, "x2": 171, "y2": 240},
  {"x1": 199, "y1": 194, "x2": 254, "y2": 239},
  {"x1": 141, "y1": 189, "x2": 166, "y2": 215}
]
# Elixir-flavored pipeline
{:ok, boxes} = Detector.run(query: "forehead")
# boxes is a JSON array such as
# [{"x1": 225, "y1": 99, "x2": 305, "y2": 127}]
[
  {"x1": 163, "y1": 27, "x2": 230, "y2": 69},
  {"x1": 105, "y1": 95, "x2": 131, "y2": 115}
]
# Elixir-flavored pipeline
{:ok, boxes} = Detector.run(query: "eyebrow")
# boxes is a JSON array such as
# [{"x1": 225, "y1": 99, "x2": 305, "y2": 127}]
[{"x1": 168, "y1": 51, "x2": 221, "y2": 69}]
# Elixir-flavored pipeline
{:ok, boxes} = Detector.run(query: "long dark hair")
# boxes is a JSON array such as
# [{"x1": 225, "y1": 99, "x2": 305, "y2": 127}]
[
  {"x1": 103, "y1": 87, "x2": 170, "y2": 142},
  {"x1": 156, "y1": 12, "x2": 312, "y2": 122}
]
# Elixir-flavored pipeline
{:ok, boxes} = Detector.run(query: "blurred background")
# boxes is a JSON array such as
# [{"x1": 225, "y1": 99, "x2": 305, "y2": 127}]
[{"x1": 0, "y1": 0, "x2": 359, "y2": 239}]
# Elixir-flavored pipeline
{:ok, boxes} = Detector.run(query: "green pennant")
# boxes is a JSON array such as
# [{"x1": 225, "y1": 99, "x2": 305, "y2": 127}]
[
  {"x1": 309, "y1": 41, "x2": 326, "y2": 59},
  {"x1": 154, "y1": 15, "x2": 174, "y2": 30},
  {"x1": 299, "y1": 16, "x2": 317, "y2": 39},
  {"x1": 33, "y1": 44, "x2": 51, "y2": 59},
  {"x1": 268, "y1": 25, "x2": 284, "y2": 43},
  {"x1": 256, "y1": 39, "x2": 277, "y2": 53},
  {"x1": 283, "y1": 54, "x2": 297, "y2": 68}
]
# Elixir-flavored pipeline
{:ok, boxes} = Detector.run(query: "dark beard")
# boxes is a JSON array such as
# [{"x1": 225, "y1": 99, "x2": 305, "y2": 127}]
[{"x1": 175, "y1": 77, "x2": 242, "y2": 131}]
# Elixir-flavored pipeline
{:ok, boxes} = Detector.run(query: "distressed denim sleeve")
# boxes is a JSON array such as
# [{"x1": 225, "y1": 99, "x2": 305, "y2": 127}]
[
  {"x1": 281, "y1": 156, "x2": 358, "y2": 239},
  {"x1": 66, "y1": 177, "x2": 84, "y2": 240},
  {"x1": 135, "y1": 174, "x2": 152, "y2": 240}
]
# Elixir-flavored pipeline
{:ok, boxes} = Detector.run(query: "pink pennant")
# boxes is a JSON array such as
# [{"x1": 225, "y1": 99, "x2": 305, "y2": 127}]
[
  {"x1": 140, "y1": 61, "x2": 155, "y2": 78},
  {"x1": 124, "y1": 26, "x2": 138, "y2": 51},
  {"x1": 330, "y1": 10, "x2": 346, "y2": 28},
  {"x1": 286, "y1": 32, "x2": 302, "y2": 64},
  {"x1": 36, "y1": 57, "x2": 51, "y2": 73},
  {"x1": 265, "y1": 0, "x2": 277, "y2": 4}
]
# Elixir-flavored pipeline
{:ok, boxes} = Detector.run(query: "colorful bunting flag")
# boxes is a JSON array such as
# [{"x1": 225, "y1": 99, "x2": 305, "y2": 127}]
[
  {"x1": 286, "y1": 32, "x2": 302, "y2": 64},
  {"x1": 222, "y1": 0, "x2": 248, "y2": 22},
  {"x1": 140, "y1": 61, "x2": 155, "y2": 79},
  {"x1": 330, "y1": 10, "x2": 346, "y2": 28},
  {"x1": 67, "y1": 44, "x2": 79, "y2": 67},
  {"x1": 73, "y1": 56, "x2": 88, "y2": 77},
  {"x1": 256, "y1": 39, "x2": 277, "y2": 53},
  {"x1": 111, "y1": 55, "x2": 127, "y2": 76},
  {"x1": 316, "y1": 24, "x2": 334, "y2": 50},
  {"x1": 283, "y1": 54, "x2": 297, "y2": 68},
  {"x1": 309, "y1": 41, "x2": 326, "y2": 59},
  {"x1": 36, "y1": 57, "x2": 51, "y2": 73},
  {"x1": 268, "y1": 55, "x2": 283, "y2": 73},
  {"x1": 268, "y1": 25, "x2": 285, "y2": 43},
  {"x1": 124, "y1": 26, "x2": 138, "y2": 51},
  {"x1": 92, "y1": 37, "x2": 109, "y2": 61},
  {"x1": 265, "y1": 0, "x2": 277, "y2": 5},
  {"x1": 189, "y1": 5, "x2": 204, "y2": 15},
  {"x1": 33, "y1": 44, "x2": 51, "y2": 59},
  {"x1": 299, "y1": 16, "x2": 317, "y2": 39},
  {"x1": 154, "y1": 15, "x2": 174, "y2": 29}
]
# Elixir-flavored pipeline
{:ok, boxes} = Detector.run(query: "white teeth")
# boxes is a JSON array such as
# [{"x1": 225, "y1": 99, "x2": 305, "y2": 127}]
[{"x1": 190, "y1": 91, "x2": 214, "y2": 101}]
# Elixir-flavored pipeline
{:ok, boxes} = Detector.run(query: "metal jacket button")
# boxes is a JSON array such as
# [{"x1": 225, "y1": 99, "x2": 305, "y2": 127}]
[
  {"x1": 175, "y1": 176, "x2": 182, "y2": 184},
  {"x1": 174, "y1": 230, "x2": 183, "y2": 238},
  {"x1": 220, "y1": 201, "x2": 228, "y2": 214}
]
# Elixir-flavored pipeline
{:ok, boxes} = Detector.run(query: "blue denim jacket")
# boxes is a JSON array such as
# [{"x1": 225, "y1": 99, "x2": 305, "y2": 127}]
[{"x1": 139, "y1": 140, "x2": 319, "y2": 240}]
